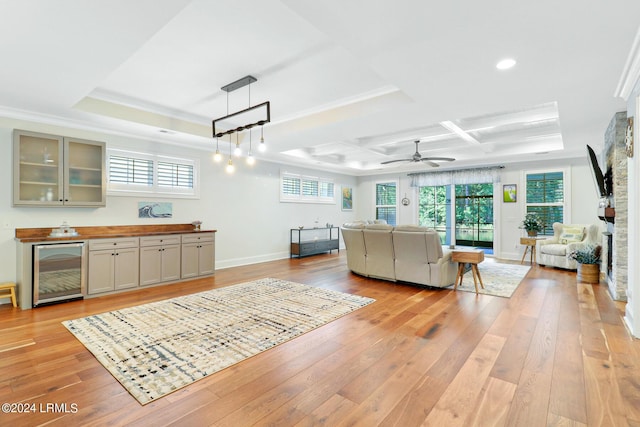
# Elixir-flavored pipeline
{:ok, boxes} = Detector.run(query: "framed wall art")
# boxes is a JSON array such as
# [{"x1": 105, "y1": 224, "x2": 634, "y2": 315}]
[
  {"x1": 138, "y1": 202, "x2": 173, "y2": 218},
  {"x1": 503, "y1": 184, "x2": 517, "y2": 203},
  {"x1": 341, "y1": 186, "x2": 353, "y2": 211}
]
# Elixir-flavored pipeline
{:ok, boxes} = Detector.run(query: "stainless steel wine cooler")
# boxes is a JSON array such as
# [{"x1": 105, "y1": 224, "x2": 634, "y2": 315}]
[{"x1": 33, "y1": 242, "x2": 86, "y2": 307}]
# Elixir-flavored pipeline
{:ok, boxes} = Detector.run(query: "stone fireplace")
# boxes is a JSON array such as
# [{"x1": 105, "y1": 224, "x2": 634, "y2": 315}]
[{"x1": 601, "y1": 112, "x2": 628, "y2": 301}]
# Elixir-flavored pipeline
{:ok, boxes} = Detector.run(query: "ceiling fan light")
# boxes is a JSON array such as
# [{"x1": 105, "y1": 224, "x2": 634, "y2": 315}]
[{"x1": 496, "y1": 58, "x2": 516, "y2": 70}]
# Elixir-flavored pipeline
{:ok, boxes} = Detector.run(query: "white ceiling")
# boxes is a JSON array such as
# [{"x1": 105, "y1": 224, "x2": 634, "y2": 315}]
[{"x1": 1, "y1": 0, "x2": 638, "y2": 175}]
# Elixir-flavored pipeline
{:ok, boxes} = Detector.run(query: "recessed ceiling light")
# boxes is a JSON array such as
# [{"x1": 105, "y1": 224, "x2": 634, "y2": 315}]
[{"x1": 496, "y1": 58, "x2": 517, "y2": 70}]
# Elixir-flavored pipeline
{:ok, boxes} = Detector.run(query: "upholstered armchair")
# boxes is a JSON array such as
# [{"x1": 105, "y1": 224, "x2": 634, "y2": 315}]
[{"x1": 536, "y1": 223, "x2": 600, "y2": 270}]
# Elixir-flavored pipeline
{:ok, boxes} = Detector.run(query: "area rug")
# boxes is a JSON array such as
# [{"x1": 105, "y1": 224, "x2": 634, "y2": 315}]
[
  {"x1": 62, "y1": 278, "x2": 375, "y2": 405},
  {"x1": 450, "y1": 262, "x2": 531, "y2": 298}
]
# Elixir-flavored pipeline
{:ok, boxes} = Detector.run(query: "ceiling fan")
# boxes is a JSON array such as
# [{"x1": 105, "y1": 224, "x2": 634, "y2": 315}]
[{"x1": 381, "y1": 140, "x2": 455, "y2": 167}]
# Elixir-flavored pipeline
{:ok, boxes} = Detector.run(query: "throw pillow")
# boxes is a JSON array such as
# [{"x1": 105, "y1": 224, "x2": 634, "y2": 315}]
[{"x1": 560, "y1": 226, "x2": 584, "y2": 244}]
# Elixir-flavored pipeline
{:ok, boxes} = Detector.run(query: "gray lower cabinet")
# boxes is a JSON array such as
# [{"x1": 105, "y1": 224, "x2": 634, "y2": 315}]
[
  {"x1": 181, "y1": 233, "x2": 215, "y2": 279},
  {"x1": 87, "y1": 237, "x2": 140, "y2": 294},
  {"x1": 87, "y1": 233, "x2": 215, "y2": 296},
  {"x1": 139, "y1": 235, "x2": 181, "y2": 286}
]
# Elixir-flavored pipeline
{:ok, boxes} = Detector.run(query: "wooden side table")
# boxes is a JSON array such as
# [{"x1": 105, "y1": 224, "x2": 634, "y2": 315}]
[
  {"x1": 520, "y1": 236, "x2": 542, "y2": 264},
  {"x1": 451, "y1": 250, "x2": 485, "y2": 293}
]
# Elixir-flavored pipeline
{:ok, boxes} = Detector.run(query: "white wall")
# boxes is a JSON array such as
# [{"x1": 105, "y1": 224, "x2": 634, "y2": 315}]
[
  {"x1": 0, "y1": 117, "x2": 358, "y2": 285},
  {"x1": 355, "y1": 159, "x2": 601, "y2": 261},
  {"x1": 625, "y1": 83, "x2": 640, "y2": 337}
]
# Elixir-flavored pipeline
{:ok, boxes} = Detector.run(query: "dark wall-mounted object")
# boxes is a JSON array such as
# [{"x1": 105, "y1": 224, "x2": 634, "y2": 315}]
[{"x1": 586, "y1": 144, "x2": 606, "y2": 197}]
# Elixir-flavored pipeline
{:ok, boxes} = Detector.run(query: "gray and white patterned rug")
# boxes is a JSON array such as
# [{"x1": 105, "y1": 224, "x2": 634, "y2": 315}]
[
  {"x1": 62, "y1": 278, "x2": 375, "y2": 405},
  {"x1": 450, "y1": 261, "x2": 531, "y2": 298}
]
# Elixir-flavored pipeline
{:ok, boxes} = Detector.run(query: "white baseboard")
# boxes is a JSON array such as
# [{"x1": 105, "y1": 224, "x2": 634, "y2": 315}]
[{"x1": 216, "y1": 251, "x2": 290, "y2": 270}]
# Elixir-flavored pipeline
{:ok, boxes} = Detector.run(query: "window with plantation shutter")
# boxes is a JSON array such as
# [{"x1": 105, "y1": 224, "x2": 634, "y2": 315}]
[
  {"x1": 302, "y1": 179, "x2": 318, "y2": 197},
  {"x1": 280, "y1": 171, "x2": 335, "y2": 204},
  {"x1": 108, "y1": 156, "x2": 153, "y2": 186},
  {"x1": 107, "y1": 149, "x2": 199, "y2": 198},
  {"x1": 282, "y1": 176, "x2": 301, "y2": 196},
  {"x1": 525, "y1": 170, "x2": 567, "y2": 235},
  {"x1": 375, "y1": 181, "x2": 397, "y2": 225},
  {"x1": 319, "y1": 181, "x2": 334, "y2": 198},
  {"x1": 157, "y1": 162, "x2": 194, "y2": 188}
]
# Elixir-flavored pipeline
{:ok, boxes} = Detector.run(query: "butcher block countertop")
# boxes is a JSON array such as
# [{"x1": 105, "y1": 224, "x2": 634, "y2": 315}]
[{"x1": 15, "y1": 224, "x2": 217, "y2": 243}]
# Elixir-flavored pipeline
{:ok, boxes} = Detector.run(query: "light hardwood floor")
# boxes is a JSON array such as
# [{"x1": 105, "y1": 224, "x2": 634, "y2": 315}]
[{"x1": 1, "y1": 253, "x2": 639, "y2": 426}]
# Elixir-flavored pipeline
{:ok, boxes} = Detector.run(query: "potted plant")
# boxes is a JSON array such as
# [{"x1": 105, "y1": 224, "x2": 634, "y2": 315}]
[
  {"x1": 520, "y1": 213, "x2": 544, "y2": 236},
  {"x1": 568, "y1": 245, "x2": 601, "y2": 284}
]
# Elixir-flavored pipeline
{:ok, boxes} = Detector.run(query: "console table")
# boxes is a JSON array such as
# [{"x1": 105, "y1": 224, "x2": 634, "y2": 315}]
[
  {"x1": 290, "y1": 227, "x2": 339, "y2": 258},
  {"x1": 452, "y1": 249, "x2": 485, "y2": 293}
]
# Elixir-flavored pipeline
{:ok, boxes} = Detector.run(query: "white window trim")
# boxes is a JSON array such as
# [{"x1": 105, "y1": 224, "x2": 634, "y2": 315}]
[
  {"x1": 280, "y1": 170, "x2": 336, "y2": 204},
  {"x1": 107, "y1": 149, "x2": 200, "y2": 199}
]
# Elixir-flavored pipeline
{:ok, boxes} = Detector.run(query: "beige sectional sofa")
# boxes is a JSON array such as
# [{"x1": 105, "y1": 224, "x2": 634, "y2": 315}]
[{"x1": 341, "y1": 222, "x2": 458, "y2": 288}]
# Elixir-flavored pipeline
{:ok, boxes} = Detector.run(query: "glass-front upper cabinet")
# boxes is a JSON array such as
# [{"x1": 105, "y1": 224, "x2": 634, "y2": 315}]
[{"x1": 13, "y1": 130, "x2": 106, "y2": 207}]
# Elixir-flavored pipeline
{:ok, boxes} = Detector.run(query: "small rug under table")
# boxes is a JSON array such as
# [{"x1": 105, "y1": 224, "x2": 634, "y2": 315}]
[
  {"x1": 450, "y1": 261, "x2": 531, "y2": 298},
  {"x1": 62, "y1": 278, "x2": 375, "y2": 405}
]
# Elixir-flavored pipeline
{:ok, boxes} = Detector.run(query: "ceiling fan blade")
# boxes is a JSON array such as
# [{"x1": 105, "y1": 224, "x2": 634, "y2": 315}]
[
  {"x1": 381, "y1": 159, "x2": 412, "y2": 165},
  {"x1": 423, "y1": 157, "x2": 455, "y2": 162},
  {"x1": 422, "y1": 160, "x2": 440, "y2": 167}
]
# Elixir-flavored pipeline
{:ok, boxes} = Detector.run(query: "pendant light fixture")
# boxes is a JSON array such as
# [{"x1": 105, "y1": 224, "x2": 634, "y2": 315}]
[{"x1": 212, "y1": 75, "x2": 270, "y2": 172}]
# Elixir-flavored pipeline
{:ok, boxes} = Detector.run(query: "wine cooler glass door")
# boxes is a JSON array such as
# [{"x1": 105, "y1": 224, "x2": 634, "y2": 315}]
[{"x1": 33, "y1": 242, "x2": 86, "y2": 307}]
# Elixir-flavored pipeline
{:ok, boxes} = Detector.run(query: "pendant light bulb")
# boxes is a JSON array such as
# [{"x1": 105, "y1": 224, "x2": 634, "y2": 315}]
[
  {"x1": 225, "y1": 158, "x2": 235, "y2": 173},
  {"x1": 258, "y1": 127, "x2": 266, "y2": 152},
  {"x1": 234, "y1": 143, "x2": 242, "y2": 156},
  {"x1": 213, "y1": 136, "x2": 222, "y2": 162},
  {"x1": 246, "y1": 152, "x2": 255, "y2": 165}
]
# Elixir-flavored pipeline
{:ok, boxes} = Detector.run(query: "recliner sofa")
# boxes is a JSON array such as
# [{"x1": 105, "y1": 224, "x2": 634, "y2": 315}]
[{"x1": 341, "y1": 223, "x2": 457, "y2": 287}]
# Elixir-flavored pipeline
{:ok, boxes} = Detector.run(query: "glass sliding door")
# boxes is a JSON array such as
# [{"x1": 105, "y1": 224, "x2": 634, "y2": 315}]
[
  {"x1": 418, "y1": 183, "x2": 494, "y2": 250},
  {"x1": 418, "y1": 185, "x2": 452, "y2": 245},
  {"x1": 455, "y1": 183, "x2": 494, "y2": 248}
]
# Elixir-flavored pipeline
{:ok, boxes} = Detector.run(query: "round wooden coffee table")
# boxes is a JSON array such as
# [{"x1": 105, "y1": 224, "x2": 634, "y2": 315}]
[{"x1": 451, "y1": 249, "x2": 485, "y2": 293}]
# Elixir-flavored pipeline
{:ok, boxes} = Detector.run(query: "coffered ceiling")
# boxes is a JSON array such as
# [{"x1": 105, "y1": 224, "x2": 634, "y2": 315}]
[{"x1": 0, "y1": 0, "x2": 638, "y2": 175}]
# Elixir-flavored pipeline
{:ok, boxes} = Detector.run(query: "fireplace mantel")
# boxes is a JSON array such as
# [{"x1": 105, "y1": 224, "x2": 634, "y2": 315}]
[{"x1": 598, "y1": 207, "x2": 615, "y2": 223}]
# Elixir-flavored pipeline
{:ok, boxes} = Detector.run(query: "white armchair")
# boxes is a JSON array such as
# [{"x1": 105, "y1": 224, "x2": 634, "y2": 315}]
[{"x1": 536, "y1": 223, "x2": 600, "y2": 270}]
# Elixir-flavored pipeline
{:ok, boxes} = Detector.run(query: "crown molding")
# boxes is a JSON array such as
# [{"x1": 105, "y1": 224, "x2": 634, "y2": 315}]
[{"x1": 615, "y1": 27, "x2": 640, "y2": 101}]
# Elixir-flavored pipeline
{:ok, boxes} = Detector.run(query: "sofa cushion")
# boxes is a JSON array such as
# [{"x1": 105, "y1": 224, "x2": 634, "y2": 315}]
[
  {"x1": 364, "y1": 224, "x2": 394, "y2": 230},
  {"x1": 559, "y1": 226, "x2": 584, "y2": 244},
  {"x1": 342, "y1": 222, "x2": 365, "y2": 229},
  {"x1": 394, "y1": 225, "x2": 431, "y2": 232},
  {"x1": 540, "y1": 243, "x2": 568, "y2": 256}
]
